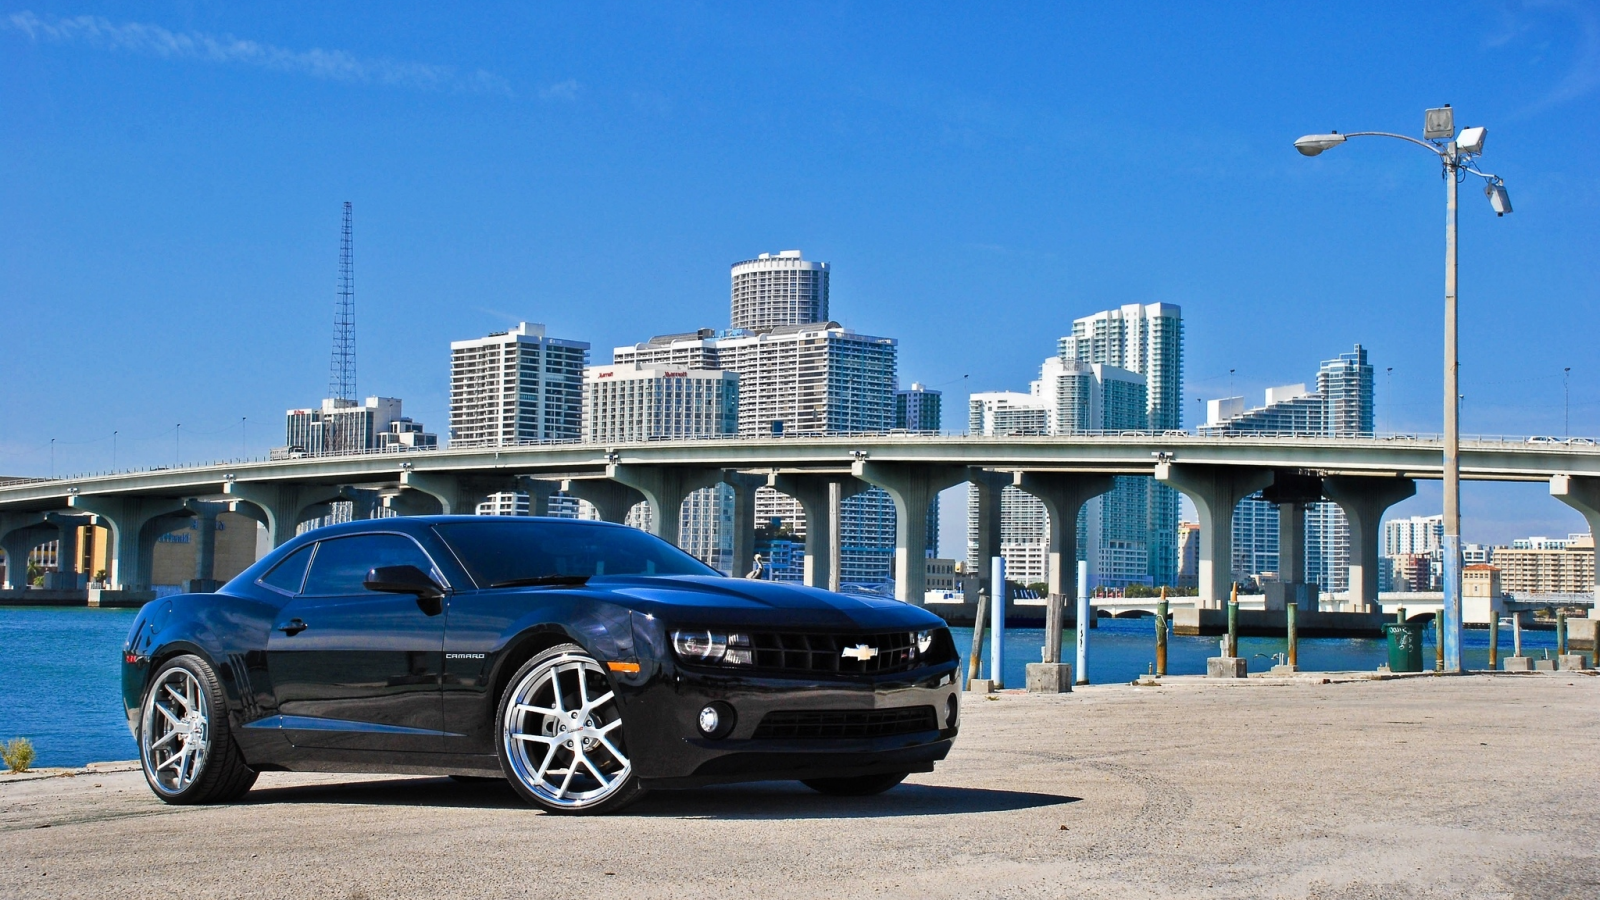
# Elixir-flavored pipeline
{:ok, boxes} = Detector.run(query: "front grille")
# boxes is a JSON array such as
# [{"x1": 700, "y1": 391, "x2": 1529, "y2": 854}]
[
  {"x1": 747, "y1": 631, "x2": 921, "y2": 675},
  {"x1": 752, "y1": 706, "x2": 939, "y2": 740}
]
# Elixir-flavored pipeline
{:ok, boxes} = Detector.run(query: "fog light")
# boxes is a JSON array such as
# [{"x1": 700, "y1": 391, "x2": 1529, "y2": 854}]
[
  {"x1": 945, "y1": 693, "x2": 959, "y2": 728},
  {"x1": 697, "y1": 701, "x2": 736, "y2": 739}
]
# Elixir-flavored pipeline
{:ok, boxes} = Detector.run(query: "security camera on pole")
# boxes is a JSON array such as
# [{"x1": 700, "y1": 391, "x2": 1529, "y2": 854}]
[{"x1": 1295, "y1": 106, "x2": 1512, "y2": 674}]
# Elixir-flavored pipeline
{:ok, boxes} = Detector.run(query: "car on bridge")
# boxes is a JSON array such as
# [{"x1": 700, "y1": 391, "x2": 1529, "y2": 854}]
[{"x1": 120, "y1": 516, "x2": 961, "y2": 814}]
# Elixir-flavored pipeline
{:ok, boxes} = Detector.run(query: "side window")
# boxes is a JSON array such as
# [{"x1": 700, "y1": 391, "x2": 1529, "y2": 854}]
[
  {"x1": 258, "y1": 544, "x2": 314, "y2": 595},
  {"x1": 301, "y1": 534, "x2": 437, "y2": 597}
]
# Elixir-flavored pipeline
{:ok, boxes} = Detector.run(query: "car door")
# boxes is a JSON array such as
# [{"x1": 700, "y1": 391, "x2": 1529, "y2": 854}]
[{"x1": 265, "y1": 532, "x2": 447, "y2": 753}]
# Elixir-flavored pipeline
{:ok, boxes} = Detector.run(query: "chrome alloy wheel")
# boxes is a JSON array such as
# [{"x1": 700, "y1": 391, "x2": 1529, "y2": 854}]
[
  {"x1": 140, "y1": 665, "x2": 211, "y2": 795},
  {"x1": 502, "y1": 653, "x2": 631, "y2": 810}
]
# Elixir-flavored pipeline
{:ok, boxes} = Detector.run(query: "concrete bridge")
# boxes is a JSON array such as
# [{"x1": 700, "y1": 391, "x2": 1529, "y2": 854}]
[{"x1": 2, "y1": 433, "x2": 1599, "y2": 619}]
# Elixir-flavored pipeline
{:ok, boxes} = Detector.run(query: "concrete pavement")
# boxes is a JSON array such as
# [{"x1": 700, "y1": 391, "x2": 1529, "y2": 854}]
[{"x1": 2, "y1": 674, "x2": 1596, "y2": 899}]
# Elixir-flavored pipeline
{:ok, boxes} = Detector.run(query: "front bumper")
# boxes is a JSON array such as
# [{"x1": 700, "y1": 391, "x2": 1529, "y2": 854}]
[{"x1": 617, "y1": 660, "x2": 962, "y2": 788}]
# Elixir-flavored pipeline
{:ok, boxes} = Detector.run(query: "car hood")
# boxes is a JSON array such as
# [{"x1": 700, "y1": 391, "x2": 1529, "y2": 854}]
[{"x1": 591, "y1": 575, "x2": 945, "y2": 631}]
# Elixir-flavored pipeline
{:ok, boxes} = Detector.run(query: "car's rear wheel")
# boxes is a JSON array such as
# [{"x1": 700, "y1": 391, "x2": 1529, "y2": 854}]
[
  {"x1": 138, "y1": 654, "x2": 258, "y2": 804},
  {"x1": 801, "y1": 772, "x2": 909, "y2": 796},
  {"x1": 497, "y1": 643, "x2": 644, "y2": 814}
]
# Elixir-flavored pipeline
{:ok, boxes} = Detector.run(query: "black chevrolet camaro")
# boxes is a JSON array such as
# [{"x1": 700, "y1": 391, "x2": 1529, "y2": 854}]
[{"x1": 122, "y1": 516, "x2": 961, "y2": 813}]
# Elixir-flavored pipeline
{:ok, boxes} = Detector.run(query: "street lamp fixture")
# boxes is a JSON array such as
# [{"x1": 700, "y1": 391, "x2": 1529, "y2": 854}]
[{"x1": 1295, "y1": 105, "x2": 1512, "y2": 675}]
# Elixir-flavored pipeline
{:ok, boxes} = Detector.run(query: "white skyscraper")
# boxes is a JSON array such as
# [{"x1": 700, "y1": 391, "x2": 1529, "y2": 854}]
[
  {"x1": 614, "y1": 320, "x2": 900, "y2": 583},
  {"x1": 968, "y1": 358, "x2": 1149, "y2": 587},
  {"x1": 450, "y1": 322, "x2": 590, "y2": 446},
  {"x1": 583, "y1": 364, "x2": 739, "y2": 443},
  {"x1": 730, "y1": 250, "x2": 829, "y2": 331},
  {"x1": 1059, "y1": 303, "x2": 1184, "y2": 586}
]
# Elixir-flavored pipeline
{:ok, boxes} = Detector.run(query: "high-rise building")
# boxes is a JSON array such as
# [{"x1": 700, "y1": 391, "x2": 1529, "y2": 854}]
[
  {"x1": 279, "y1": 396, "x2": 433, "y2": 457},
  {"x1": 1203, "y1": 345, "x2": 1375, "y2": 591},
  {"x1": 1384, "y1": 515, "x2": 1444, "y2": 558},
  {"x1": 1059, "y1": 303, "x2": 1184, "y2": 586},
  {"x1": 968, "y1": 358, "x2": 1149, "y2": 587},
  {"x1": 614, "y1": 320, "x2": 900, "y2": 583},
  {"x1": 895, "y1": 383, "x2": 942, "y2": 433},
  {"x1": 583, "y1": 362, "x2": 741, "y2": 570},
  {"x1": 730, "y1": 250, "x2": 829, "y2": 331},
  {"x1": 1177, "y1": 522, "x2": 1200, "y2": 588},
  {"x1": 583, "y1": 364, "x2": 739, "y2": 443},
  {"x1": 450, "y1": 322, "x2": 590, "y2": 447}
]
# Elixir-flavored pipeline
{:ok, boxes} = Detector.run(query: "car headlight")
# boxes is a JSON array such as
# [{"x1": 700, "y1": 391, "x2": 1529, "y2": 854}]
[
  {"x1": 916, "y1": 630, "x2": 934, "y2": 655},
  {"x1": 672, "y1": 630, "x2": 752, "y2": 665}
]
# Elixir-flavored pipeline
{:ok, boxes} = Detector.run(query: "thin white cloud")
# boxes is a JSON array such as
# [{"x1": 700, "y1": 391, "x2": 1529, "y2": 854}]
[
  {"x1": 5, "y1": 10, "x2": 514, "y2": 96},
  {"x1": 539, "y1": 78, "x2": 580, "y2": 101}
]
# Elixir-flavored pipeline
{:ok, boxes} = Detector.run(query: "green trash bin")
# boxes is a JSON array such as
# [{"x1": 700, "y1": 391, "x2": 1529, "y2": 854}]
[{"x1": 1385, "y1": 622, "x2": 1425, "y2": 672}]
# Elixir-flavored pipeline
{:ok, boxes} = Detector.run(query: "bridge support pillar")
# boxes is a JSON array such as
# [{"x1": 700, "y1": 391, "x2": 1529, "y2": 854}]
[
  {"x1": 182, "y1": 500, "x2": 230, "y2": 591},
  {"x1": 1551, "y1": 475, "x2": 1600, "y2": 623},
  {"x1": 401, "y1": 471, "x2": 520, "y2": 516},
  {"x1": 224, "y1": 482, "x2": 345, "y2": 549},
  {"x1": 0, "y1": 513, "x2": 52, "y2": 589},
  {"x1": 1155, "y1": 463, "x2": 1274, "y2": 609},
  {"x1": 43, "y1": 512, "x2": 95, "y2": 589},
  {"x1": 853, "y1": 462, "x2": 969, "y2": 604},
  {"x1": 967, "y1": 468, "x2": 1010, "y2": 604},
  {"x1": 562, "y1": 478, "x2": 645, "y2": 524},
  {"x1": 723, "y1": 472, "x2": 767, "y2": 578},
  {"x1": 769, "y1": 473, "x2": 868, "y2": 590},
  {"x1": 1014, "y1": 472, "x2": 1115, "y2": 663},
  {"x1": 67, "y1": 496, "x2": 188, "y2": 590},
  {"x1": 606, "y1": 465, "x2": 725, "y2": 547},
  {"x1": 1323, "y1": 476, "x2": 1416, "y2": 612},
  {"x1": 516, "y1": 477, "x2": 564, "y2": 517}
]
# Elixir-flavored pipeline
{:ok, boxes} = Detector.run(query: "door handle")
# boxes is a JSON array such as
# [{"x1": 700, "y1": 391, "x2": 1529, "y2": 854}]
[{"x1": 276, "y1": 618, "x2": 308, "y2": 636}]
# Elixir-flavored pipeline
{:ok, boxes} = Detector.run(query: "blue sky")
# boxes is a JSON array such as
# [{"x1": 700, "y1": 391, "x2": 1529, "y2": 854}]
[{"x1": 4, "y1": 2, "x2": 1598, "y2": 551}]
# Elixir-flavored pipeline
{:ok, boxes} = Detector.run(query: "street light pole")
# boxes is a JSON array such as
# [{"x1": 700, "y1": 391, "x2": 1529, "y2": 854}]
[
  {"x1": 1441, "y1": 140, "x2": 1462, "y2": 674},
  {"x1": 1295, "y1": 107, "x2": 1510, "y2": 675}
]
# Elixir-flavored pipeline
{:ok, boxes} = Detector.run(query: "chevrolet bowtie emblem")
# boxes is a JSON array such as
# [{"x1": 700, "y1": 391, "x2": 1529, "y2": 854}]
[{"x1": 841, "y1": 644, "x2": 878, "y2": 661}]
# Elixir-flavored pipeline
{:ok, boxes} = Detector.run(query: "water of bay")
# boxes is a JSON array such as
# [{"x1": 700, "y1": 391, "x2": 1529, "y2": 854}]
[
  {"x1": 0, "y1": 607, "x2": 1563, "y2": 768},
  {"x1": 950, "y1": 617, "x2": 1559, "y2": 687}
]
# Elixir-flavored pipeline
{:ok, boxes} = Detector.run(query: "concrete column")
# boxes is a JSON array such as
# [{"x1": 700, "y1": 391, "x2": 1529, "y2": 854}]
[
  {"x1": 722, "y1": 472, "x2": 767, "y2": 578},
  {"x1": 337, "y1": 487, "x2": 381, "y2": 520},
  {"x1": 516, "y1": 477, "x2": 563, "y2": 517},
  {"x1": 43, "y1": 512, "x2": 94, "y2": 588},
  {"x1": 768, "y1": 473, "x2": 867, "y2": 590},
  {"x1": 605, "y1": 465, "x2": 724, "y2": 546},
  {"x1": 1278, "y1": 502, "x2": 1306, "y2": 584},
  {"x1": 223, "y1": 482, "x2": 344, "y2": 548},
  {"x1": 1550, "y1": 475, "x2": 1600, "y2": 611},
  {"x1": 0, "y1": 517, "x2": 53, "y2": 589},
  {"x1": 852, "y1": 461, "x2": 968, "y2": 603},
  {"x1": 1322, "y1": 476, "x2": 1417, "y2": 612},
  {"x1": 1013, "y1": 472, "x2": 1114, "y2": 662},
  {"x1": 562, "y1": 478, "x2": 645, "y2": 524},
  {"x1": 400, "y1": 471, "x2": 519, "y2": 516},
  {"x1": 968, "y1": 468, "x2": 1010, "y2": 602},
  {"x1": 67, "y1": 496, "x2": 188, "y2": 590},
  {"x1": 1155, "y1": 463, "x2": 1274, "y2": 608},
  {"x1": 183, "y1": 500, "x2": 229, "y2": 590}
]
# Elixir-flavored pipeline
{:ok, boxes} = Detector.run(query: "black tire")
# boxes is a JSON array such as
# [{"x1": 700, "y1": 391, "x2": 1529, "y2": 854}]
[
  {"x1": 801, "y1": 772, "x2": 909, "y2": 796},
  {"x1": 495, "y1": 643, "x2": 646, "y2": 815},
  {"x1": 138, "y1": 654, "x2": 258, "y2": 804}
]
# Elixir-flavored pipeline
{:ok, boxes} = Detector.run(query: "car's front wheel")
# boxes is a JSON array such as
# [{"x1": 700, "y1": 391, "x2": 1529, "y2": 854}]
[
  {"x1": 138, "y1": 654, "x2": 258, "y2": 804},
  {"x1": 496, "y1": 643, "x2": 644, "y2": 814}
]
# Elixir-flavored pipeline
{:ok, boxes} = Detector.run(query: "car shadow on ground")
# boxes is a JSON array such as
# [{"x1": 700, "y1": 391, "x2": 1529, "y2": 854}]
[{"x1": 241, "y1": 777, "x2": 1078, "y2": 818}]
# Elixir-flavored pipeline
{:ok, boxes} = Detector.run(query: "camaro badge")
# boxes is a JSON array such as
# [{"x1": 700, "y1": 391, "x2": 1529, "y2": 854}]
[{"x1": 841, "y1": 644, "x2": 878, "y2": 661}]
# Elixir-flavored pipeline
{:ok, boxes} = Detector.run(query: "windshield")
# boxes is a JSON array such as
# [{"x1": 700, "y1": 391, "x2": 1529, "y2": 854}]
[{"x1": 434, "y1": 519, "x2": 718, "y2": 588}]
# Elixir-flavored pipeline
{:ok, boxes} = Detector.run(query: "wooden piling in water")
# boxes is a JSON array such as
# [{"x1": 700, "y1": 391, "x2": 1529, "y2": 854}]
[{"x1": 1155, "y1": 586, "x2": 1169, "y2": 677}]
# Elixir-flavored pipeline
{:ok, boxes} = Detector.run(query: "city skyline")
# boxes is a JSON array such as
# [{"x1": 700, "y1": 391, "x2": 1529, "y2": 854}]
[{"x1": 4, "y1": 4, "x2": 1597, "y2": 549}]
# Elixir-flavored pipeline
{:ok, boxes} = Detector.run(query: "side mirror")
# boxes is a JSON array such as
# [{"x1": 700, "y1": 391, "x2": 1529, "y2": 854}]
[{"x1": 365, "y1": 565, "x2": 445, "y2": 601}]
